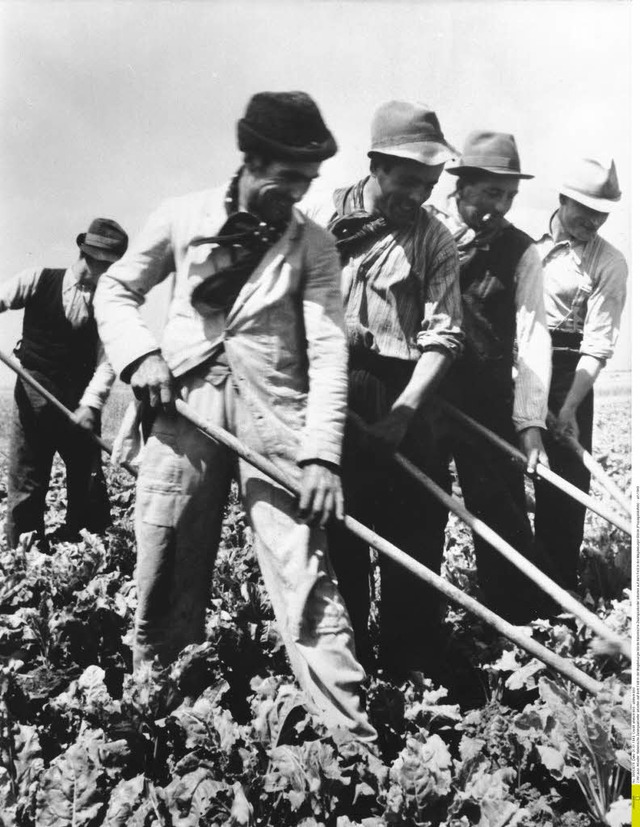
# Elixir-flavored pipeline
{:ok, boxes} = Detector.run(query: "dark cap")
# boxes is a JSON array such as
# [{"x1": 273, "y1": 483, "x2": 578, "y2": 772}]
[{"x1": 237, "y1": 91, "x2": 338, "y2": 162}]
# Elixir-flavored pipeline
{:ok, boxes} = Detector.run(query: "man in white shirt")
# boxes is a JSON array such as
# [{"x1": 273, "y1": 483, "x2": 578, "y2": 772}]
[
  {"x1": 0, "y1": 218, "x2": 128, "y2": 550},
  {"x1": 533, "y1": 158, "x2": 627, "y2": 590},
  {"x1": 94, "y1": 92, "x2": 376, "y2": 741}
]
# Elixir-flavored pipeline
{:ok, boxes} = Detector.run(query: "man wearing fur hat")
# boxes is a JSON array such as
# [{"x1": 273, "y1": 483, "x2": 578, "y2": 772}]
[
  {"x1": 94, "y1": 91, "x2": 376, "y2": 740},
  {"x1": 0, "y1": 218, "x2": 128, "y2": 551},
  {"x1": 532, "y1": 158, "x2": 627, "y2": 590},
  {"x1": 304, "y1": 100, "x2": 464, "y2": 682},
  {"x1": 428, "y1": 131, "x2": 552, "y2": 623}
]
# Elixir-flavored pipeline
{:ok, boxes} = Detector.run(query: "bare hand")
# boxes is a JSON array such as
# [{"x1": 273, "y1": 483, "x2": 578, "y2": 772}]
[
  {"x1": 549, "y1": 407, "x2": 579, "y2": 444},
  {"x1": 129, "y1": 352, "x2": 176, "y2": 411},
  {"x1": 297, "y1": 462, "x2": 344, "y2": 528},
  {"x1": 73, "y1": 405, "x2": 98, "y2": 431},
  {"x1": 518, "y1": 426, "x2": 549, "y2": 474}
]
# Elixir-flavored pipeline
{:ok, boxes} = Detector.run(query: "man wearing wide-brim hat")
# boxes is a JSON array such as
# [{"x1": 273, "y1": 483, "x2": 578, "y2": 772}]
[
  {"x1": 427, "y1": 130, "x2": 552, "y2": 623},
  {"x1": 531, "y1": 157, "x2": 628, "y2": 591},
  {"x1": 304, "y1": 100, "x2": 465, "y2": 687},
  {"x1": 94, "y1": 91, "x2": 376, "y2": 741},
  {"x1": 0, "y1": 218, "x2": 128, "y2": 551}
]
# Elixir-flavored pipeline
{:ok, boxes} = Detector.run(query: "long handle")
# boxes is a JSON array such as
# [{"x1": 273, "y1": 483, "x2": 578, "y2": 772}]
[
  {"x1": 0, "y1": 349, "x2": 137, "y2": 477},
  {"x1": 348, "y1": 411, "x2": 631, "y2": 661},
  {"x1": 175, "y1": 399, "x2": 604, "y2": 697},
  {"x1": 438, "y1": 398, "x2": 631, "y2": 536},
  {"x1": 563, "y1": 434, "x2": 632, "y2": 517}
]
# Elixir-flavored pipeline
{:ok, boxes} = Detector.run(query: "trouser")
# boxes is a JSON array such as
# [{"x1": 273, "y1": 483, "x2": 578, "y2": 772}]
[
  {"x1": 5, "y1": 372, "x2": 110, "y2": 547},
  {"x1": 533, "y1": 346, "x2": 592, "y2": 591},
  {"x1": 327, "y1": 353, "x2": 449, "y2": 673},
  {"x1": 134, "y1": 369, "x2": 376, "y2": 741},
  {"x1": 436, "y1": 370, "x2": 548, "y2": 624}
]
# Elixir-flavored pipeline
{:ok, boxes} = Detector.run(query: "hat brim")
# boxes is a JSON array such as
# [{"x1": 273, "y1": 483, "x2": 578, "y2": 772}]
[
  {"x1": 76, "y1": 234, "x2": 122, "y2": 262},
  {"x1": 559, "y1": 186, "x2": 620, "y2": 214},
  {"x1": 368, "y1": 141, "x2": 458, "y2": 167},
  {"x1": 447, "y1": 164, "x2": 534, "y2": 180},
  {"x1": 238, "y1": 120, "x2": 338, "y2": 162}
]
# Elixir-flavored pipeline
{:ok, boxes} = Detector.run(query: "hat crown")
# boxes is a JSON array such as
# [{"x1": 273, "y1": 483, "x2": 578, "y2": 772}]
[
  {"x1": 371, "y1": 100, "x2": 446, "y2": 148},
  {"x1": 562, "y1": 158, "x2": 621, "y2": 202},
  {"x1": 458, "y1": 130, "x2": 523, "y2": 173},
  {"x1": 84, "y1": 217, "x2": 128, "y2": 245},
  {"x1": 237, "y1": 91, "x2": 337, "y2": 161}
]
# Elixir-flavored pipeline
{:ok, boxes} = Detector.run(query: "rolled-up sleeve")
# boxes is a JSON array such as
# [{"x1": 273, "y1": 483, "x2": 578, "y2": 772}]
[
  {"x1": 297, "y1": 225, "x2": 349, "y2": 467},
  {"x1": 94, "y1": 200, "x2": 176, "y2": 378},
  {"x1": 580, "y1": 254, "x2": 627, "y2": 364},
  {"x1": 79, "y1": 342, "x2": 116, "y2": 411},
  {"x1": 513, "y1": 245, "x2": 551, "y2": 431},
  {"x1": 416, "y1": 230, "x2": 464, "y2": 358}
]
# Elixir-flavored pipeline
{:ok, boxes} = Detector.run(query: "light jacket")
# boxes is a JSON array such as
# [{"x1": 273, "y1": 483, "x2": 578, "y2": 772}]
[{"x1": 94, "y1": 186, "x2": 349, "y2": 468}]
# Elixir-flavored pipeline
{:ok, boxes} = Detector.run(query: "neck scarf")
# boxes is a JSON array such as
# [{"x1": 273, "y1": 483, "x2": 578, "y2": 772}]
[
  {"x1": 327, "y1": 178, "x2": 389, "y2": 264},
  {"x1": 190, "y1": 169, "x2": 289, "y2": 314}
]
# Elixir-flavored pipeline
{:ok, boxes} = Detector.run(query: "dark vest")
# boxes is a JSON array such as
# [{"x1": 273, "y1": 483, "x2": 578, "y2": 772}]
[
  {"x1": 451, "y1": 225, "x2": 533, "y2": 409},
  {"x1": 17, "y1": 269, "x2": 98, "y2": 391}
]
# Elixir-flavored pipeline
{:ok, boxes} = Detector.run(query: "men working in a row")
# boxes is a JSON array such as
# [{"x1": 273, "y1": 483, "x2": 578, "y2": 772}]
[
  {"x1": 95, "y1": 91, "x2": 376, "y2": 740},
  {"x1": 1, "y1": 219, "x2": 128, "y2": 551},
  {"x1": 533, "y1": 158, "x2": 627, "y2": 590}
]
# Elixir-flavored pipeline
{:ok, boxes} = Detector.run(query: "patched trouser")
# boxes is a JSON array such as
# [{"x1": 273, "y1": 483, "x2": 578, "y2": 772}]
[{"x1": 134, "y1": 368, "x2": 376, "y2": 741}]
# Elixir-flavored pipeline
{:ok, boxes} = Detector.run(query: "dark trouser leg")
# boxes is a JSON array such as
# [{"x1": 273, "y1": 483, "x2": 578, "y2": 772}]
[
  {"x1": 58, "y1": 416, "x2": 111, "y2": 534},
  {"x1": 452, "y1": 404, "x2": 545, "y2": 623},
  {"x1": 376, "y1": 414, "x2": 451, "y2": 672},
  {"x1": 327, "y1": 518, "x2": 374, "y2": 671},
  {"x1": 534, "y1": 363, "x2": 593, "y2": 591},
  {"x1": 5, "y1": 379, "x2": 55, "y2": 546}
]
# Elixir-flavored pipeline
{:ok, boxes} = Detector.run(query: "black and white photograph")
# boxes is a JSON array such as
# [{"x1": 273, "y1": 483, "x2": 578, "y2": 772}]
[{"x1": 0, "y1": 1, "x2": 633, "y2": 824}]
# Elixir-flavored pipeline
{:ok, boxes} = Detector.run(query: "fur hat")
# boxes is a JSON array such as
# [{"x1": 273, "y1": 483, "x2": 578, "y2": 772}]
[{"x1": 237, "y1": 91, "x2": 337, "y2": 162}]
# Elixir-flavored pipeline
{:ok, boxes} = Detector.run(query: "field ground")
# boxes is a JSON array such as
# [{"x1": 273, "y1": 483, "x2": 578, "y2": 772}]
[{"x1": 0, "y1": 381, "x2": 632, "y2": 826}]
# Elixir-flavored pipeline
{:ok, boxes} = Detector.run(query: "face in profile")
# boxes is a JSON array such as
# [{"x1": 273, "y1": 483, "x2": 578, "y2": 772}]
[{"x1": 372, "y1": 158, "x2": 444, "y2": 227}]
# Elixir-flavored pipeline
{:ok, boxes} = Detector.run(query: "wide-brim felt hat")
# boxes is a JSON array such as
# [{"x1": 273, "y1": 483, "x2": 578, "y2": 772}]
[
  {"x1": 559, "y1": 157, "x2": 621, "y2": 213},
  {"x1": 77, "y1": 217, "x2": 128, "y2": 262},
  {"x1": 368, "y1": 100, "x2": 458, "y2": 167},
  {"x1": 447, "y1": 130, "x2": 533, "y2": 179},
  {"x1": 237, "y1": 91, "x2": 337, "y2": 162}
]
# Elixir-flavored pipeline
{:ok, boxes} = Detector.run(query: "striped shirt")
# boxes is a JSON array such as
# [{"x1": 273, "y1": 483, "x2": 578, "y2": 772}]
[
  {"x1": 304, "y1": 178, "x2": 464, "y2": 362},
  {"x1": 535, "y1": 212, "x2": 628, "y2": 363}
]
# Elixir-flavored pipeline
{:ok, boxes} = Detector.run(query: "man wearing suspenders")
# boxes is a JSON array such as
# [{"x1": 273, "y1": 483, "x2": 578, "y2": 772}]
[{"x1": 533, "y1": 158, "x2": 628, "y2": 590}]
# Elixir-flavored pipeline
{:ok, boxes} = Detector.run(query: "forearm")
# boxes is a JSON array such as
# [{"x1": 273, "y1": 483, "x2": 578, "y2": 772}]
[
  {"x1": 561, "y1": 354, "x2": 603, "y2": 412},
  {"x1": 392, "y1": 349, "x2": 452, "y2": 413}
]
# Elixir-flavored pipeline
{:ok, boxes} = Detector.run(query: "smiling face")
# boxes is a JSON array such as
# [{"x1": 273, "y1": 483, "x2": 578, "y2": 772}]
[
  {"x1": 370, "y1": 156, "x2": 444, "y2": 226},
  {"x1": 456, "y1": 173, "x2": 521, "y2": 231},
  {"x1": 557, "y1": 195, "x2": 608, "y2": 243},
  {"x1": 243, "y1": 157, "x2": 321, "y2": 224}
]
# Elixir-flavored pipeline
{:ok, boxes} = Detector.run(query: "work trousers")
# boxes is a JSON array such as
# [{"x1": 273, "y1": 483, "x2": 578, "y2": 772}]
[
  {"x1": 134, "y1": 369, "x2": 376, "y2": 740},
  {"x1": 437, "y1": 370, "x2": 547, "y2": 624},
  {"x1": 328, "y1": 353, "x2": 449, "y2": 674},
  {"x1": 534, "y1": 347, "x2": 593, "y2": 591},
  {"x1": 5, "y1": 372, "x2": 110, "y2": 547}
]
